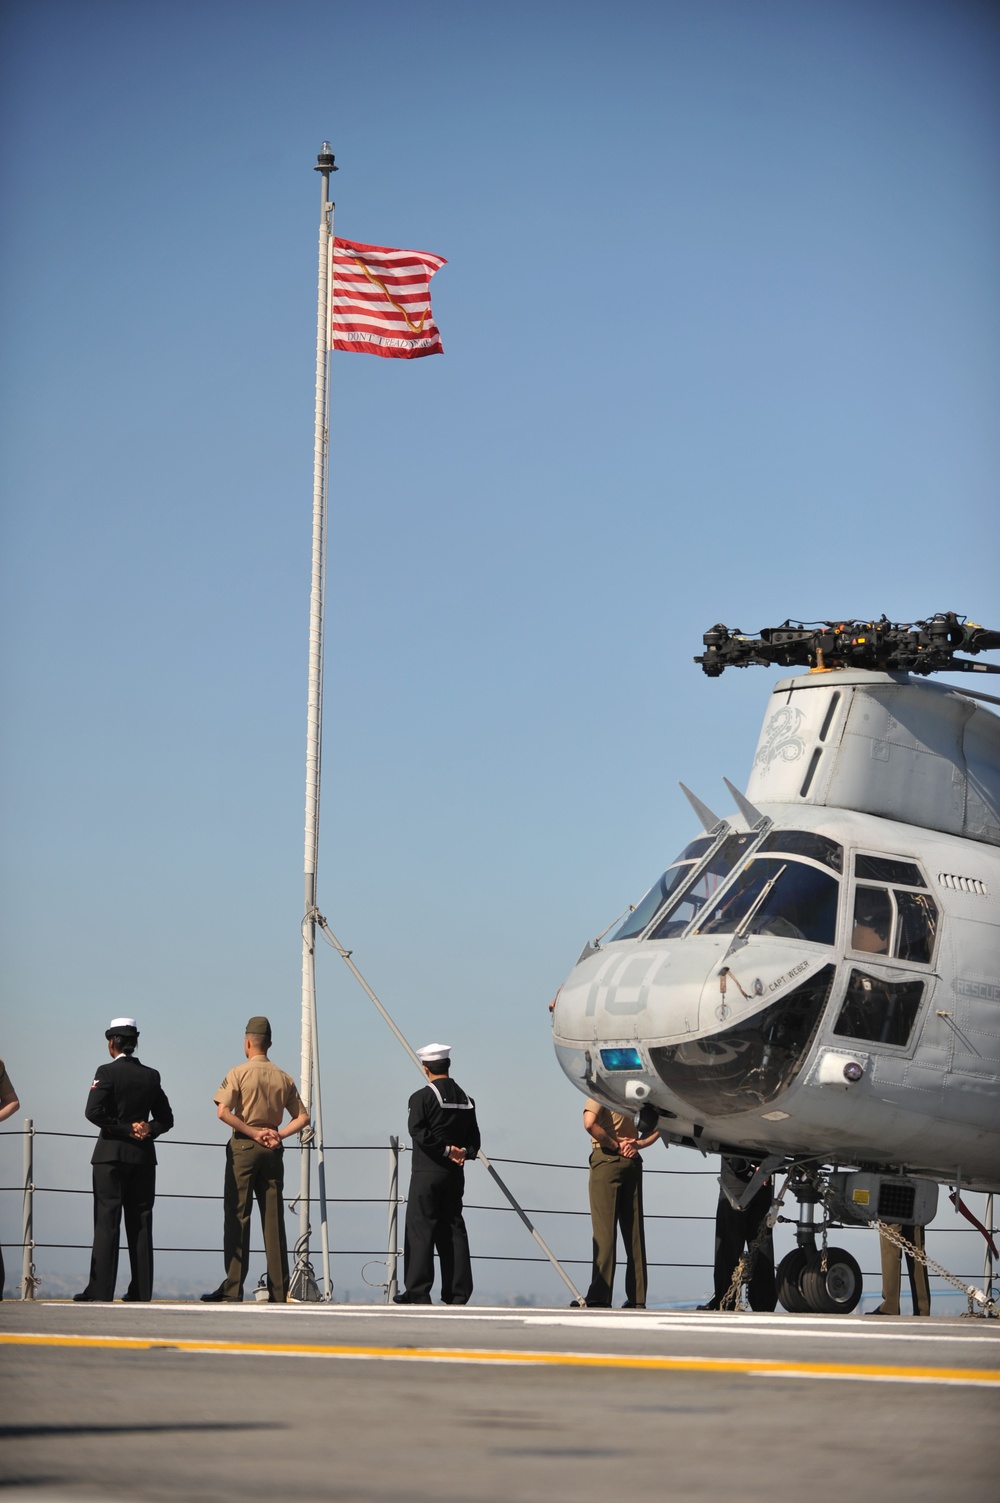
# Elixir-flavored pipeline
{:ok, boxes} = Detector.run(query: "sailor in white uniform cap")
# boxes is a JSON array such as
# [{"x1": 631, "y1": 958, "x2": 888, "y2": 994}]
[
  {"x1": 75, "y1": 1016, "x2": 173, "y2": 1302},
  {"x1": 415, "y1": 1043, "x2": 450, "y2": 1065},
  {"x1": 395, "y1": 1044, "x2": 481, "y2": 1304}
]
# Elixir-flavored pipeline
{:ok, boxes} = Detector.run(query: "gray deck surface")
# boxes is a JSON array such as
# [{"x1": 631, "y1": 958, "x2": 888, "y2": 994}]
[{"x1": 2, "y1": 1301, "x2": 997, "y2": 1502}]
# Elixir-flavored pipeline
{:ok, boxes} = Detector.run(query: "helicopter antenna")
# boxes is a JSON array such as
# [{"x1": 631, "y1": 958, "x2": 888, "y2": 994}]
[
  {"x1": 679, "y1": 783, "x2": 726, "y2": 834},
  {"x1": 723, "y1": 777, "x2": 767, "y2": 829}
]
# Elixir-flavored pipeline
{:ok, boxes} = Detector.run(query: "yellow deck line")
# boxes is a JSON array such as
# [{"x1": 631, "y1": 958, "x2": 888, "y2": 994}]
[{"x1": 2, "y1": 1331, "x2": 999, "y2": 1385}]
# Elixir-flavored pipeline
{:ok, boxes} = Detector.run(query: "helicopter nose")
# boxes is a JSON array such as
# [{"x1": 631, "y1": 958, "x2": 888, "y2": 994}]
[
  {"x1": 552, "y1": 937, "x2": 732, "y2": 1044},
  {"x1": 554, "y1": 937, "x2": 830, "y2": 1048}
]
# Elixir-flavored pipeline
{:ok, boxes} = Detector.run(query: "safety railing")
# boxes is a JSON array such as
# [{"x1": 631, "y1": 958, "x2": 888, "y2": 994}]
[{"x1": 1, "y1": 1120, "x2": 994, "y2": 1306}]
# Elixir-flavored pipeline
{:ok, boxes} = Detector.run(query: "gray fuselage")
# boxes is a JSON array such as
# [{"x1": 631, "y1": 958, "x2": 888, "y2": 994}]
[{"x1": 552, "y1": 671, "x2": 1000, "y2": 1192}]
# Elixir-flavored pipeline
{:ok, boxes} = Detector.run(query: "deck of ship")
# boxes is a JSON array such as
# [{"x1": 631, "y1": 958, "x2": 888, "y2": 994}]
[{"x1": 2, "y1": 1300, "x2": 997, "y2": 1501}]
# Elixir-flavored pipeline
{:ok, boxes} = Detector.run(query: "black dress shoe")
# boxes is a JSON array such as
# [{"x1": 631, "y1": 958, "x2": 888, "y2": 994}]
[
  {"x1": 200, "y1": 1285, "x2": 239, "y2": 1303},
  {"x1": 73, "y1": 1292, "x2": 99, "y2": 1302},
  {"x1": 393, "y1": 1292, "x2": 431, "y2": 1304},
  {"x1": 621, "y1": 1302, "x2": 646, "y2": 1309}
]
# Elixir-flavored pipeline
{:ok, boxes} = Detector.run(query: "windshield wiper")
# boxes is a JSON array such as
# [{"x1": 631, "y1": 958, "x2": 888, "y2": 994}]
[{"x1": 735, "y1": 864, "x2": 787, "y2": 938}]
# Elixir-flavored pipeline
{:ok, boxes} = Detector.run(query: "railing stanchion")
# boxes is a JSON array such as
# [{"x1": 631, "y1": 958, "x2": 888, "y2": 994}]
[
  {"x1": 21, "y1": 1117, "x2": 35, "y2": 1300},
  {"x1": 387, "y1": 1135, "x2": 399, "y2": 1303}
]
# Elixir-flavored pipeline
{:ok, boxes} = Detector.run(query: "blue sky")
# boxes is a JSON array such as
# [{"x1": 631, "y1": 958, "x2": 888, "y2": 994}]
[{"x1": 1, "y1": 0, "x2": 997, "y2": 1301}]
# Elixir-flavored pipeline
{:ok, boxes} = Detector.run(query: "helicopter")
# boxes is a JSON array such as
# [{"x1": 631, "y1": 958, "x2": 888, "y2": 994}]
[{"x1": 551, "y1": 614, "x2": 1000, "y2": 1314}]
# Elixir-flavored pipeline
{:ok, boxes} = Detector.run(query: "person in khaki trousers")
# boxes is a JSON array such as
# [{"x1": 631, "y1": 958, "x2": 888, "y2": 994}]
[
  {"x1": 201, "y1": 1017, "x2": 308, "y2": 1303},
  {"x1": 870, "y1": 1223, "x2": 931, "y2": 1315},
  {"x1": 581, "y1": 1099, "x2": 659, "y2": 1308}
]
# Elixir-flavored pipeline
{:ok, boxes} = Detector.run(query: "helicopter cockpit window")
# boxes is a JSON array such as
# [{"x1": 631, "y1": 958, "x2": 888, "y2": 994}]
[
  {"x1": 608, "y1": 838, "x2": 713, "y2": 941},
  {"x1": 895, "y1": 891, "x2": 938, "y2": 964},
  {"x1": 693, "y1": 858, "x2": 839, "y2": 945},
  {"x1": 851, "y1": 888, "x2": 892, "y2": 954},
  {"x1": 855, "y1": 854, "x2": 926, "y2": 888},
  {"x1": 851, "y1": 869, "x2": 938, "y2": 966},
  {"x1": 646, "y1": 832, "x2": 757, "y2": 940},
  {"x1": 759, "y1": 830, "x2": 843, "y2": 872},
  {"x1": 833, "y1": 969, "x2": 925, "y2": 1048},
  {"x1": 650, "y1": 964, "x2": 836, "y2": 1116}
]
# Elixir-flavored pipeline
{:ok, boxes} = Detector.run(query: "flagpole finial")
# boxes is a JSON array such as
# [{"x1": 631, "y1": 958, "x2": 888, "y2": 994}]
[{"x1": 315, "y1": 142, "x2": 338, "y2": 173}]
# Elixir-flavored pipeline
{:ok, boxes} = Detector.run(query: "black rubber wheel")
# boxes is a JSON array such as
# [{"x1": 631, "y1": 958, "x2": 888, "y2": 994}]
[
  {"x1": 800, "y1": 1247, "x2": 863, "y2": 1313},
  {"x1": 776, "y1": 1248, "x2": 811, "y2": 1313}
]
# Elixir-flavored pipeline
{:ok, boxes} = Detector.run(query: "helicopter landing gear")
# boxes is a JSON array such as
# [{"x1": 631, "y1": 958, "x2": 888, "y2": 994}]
[
  {"x1": 801, "y1": 1247, "x2": 863, "y2": 1313},
  {"x1": 776, "y1": 1248, "x2": 811, "y2": 1313},
  {"x1": 776, "y1": 1173, "x2": 863, "y2": 1314}
]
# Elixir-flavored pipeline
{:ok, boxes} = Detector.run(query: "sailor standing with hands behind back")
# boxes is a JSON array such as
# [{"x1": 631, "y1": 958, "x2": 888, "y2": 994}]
[
  {"x1": 395, "y1": 1043, "x2": 481, "y2": 1306},
  {"x1": 202, "y1": 1016, "x2": 309, "y2": 1304},
  {"x1": 75, "y1": 1017, "x2": 173, "y2": 1303},
  {"x1": 581, "y1": 1096, "x2": 659, "y2": 1308}
]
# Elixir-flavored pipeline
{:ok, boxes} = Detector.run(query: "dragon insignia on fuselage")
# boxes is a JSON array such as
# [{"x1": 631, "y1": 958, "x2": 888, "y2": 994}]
[{"x1": 754, "y1": 705, "x2": 805, "y2": 773}]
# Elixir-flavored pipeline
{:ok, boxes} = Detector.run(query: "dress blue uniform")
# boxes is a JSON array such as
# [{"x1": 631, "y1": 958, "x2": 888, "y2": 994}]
[
  {"x1": 76, "y1": 1021, "x2": 173, "y2": 1302},
  {"x1": 397, "y1": 1047, "x2": 481, "y2": 1305}
]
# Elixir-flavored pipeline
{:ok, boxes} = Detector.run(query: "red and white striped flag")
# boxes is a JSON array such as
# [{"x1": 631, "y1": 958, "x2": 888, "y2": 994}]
[{"x1": 331, "y1": 238, "x2": 446, "y2": 359}]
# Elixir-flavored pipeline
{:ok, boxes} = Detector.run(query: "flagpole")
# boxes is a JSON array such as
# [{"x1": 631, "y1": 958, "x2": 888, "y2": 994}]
[{"x1": 294, "y1": 141, "x2": 336, "y2": 1300}]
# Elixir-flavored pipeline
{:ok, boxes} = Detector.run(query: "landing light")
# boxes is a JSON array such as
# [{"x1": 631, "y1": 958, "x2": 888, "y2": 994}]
[
  {"x1": 600, "y1": 1047, "x2": 643, "y2": 1071},
  {"x1": 843, "y1": 1060, "x2": 864, "y2": 1082}
]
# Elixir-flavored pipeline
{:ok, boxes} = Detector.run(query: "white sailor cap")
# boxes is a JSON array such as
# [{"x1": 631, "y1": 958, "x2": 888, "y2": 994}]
[
  {"x1": 106, "y1": 1016, "x2": 139, "y2": 1038},
  {"x1": 416, "y1": 1042, "x2": 451, "y2": 1063}
]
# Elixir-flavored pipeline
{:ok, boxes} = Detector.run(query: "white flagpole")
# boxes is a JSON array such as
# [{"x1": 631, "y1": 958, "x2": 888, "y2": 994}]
[{"x1": 294, "y1": 141, "x2": 336, "y2": 1300}]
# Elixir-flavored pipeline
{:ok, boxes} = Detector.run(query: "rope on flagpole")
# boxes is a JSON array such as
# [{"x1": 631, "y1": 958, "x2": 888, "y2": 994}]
[{"x1": 313, "y1": 914, "x2": 589, "y2": 1307}]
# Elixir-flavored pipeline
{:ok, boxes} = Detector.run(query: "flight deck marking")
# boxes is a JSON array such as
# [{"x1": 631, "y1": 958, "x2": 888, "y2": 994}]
[
  {"x1": 30, "y1": 1301, "x2": 1000, "y2": 1345},
  {"x1": 3, "y1": 1333, "x2": 998, "y2": 1387},
  {"x1": 31, "y1": 1301, "x2": 999, "y2": 1345},
  {"x1": 524, "y1": 1315, "x2": 993, "y2": 1345}
]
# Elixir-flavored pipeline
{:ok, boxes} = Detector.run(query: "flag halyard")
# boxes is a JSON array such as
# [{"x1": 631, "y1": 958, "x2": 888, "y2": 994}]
[{"x1": 332, "y1": 238, "x2": 446, "y2": 358}]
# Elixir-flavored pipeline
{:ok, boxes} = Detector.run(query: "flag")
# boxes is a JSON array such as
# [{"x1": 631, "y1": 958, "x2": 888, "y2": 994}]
[{"x1": 331, "y1": 238, "x2": 446, "y2": 358}]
